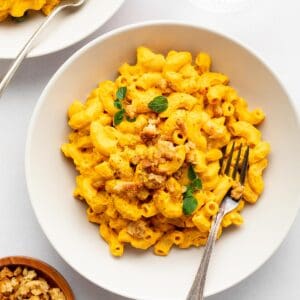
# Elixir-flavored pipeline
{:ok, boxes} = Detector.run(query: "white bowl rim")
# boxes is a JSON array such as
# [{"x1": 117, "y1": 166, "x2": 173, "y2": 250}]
[{"x1": 25, "y1": 20, "x2": 300, "y2": 299}]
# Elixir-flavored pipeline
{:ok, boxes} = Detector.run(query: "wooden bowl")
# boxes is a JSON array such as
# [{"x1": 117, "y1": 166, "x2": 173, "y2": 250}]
[{"x1": 0, "y1": 256, "x2": 74, "y2": 299}]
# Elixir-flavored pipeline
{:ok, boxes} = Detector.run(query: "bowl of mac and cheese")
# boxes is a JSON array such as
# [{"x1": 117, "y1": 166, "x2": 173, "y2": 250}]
[
  {"x1": 0, "y1": 0, "x2": 125, "y2": 58},
  {"x1": 26, "y1": 22, "x2": 300, "y2": 300}
]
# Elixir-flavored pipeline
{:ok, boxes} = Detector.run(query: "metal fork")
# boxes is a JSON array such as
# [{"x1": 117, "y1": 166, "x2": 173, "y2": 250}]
[
  {"x1": 187, "y1": 143, "x2": 250, "y2": 300},
  {"x1": 0, "y1": 0, "x2": 86, "y2": 98}
]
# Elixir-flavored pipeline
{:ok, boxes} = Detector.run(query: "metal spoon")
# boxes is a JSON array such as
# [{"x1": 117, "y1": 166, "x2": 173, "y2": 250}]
[{"x1": 0, "y1": 0, "x2": 87, "y2": 98}]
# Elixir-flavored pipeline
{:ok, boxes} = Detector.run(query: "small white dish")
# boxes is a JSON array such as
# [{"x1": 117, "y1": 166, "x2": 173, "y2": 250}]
[
  {"x1": 0, "y1": 0, "x2": 124, "y2": 58},
  {"x1": 25, "y1": 21, "x2": 300, "y2": 300}
]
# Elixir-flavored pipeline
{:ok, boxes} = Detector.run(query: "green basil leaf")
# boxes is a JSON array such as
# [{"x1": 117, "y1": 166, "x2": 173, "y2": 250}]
[
  {"x1": 191, "y1": 178, "x2": 202, "y2": 190},
  {"x1": 148, "y1": 96, "x2": 168, "y2": 113},
  {"x1": 188, "y1": 164, "x2": 197, "y2": 181},
  {"x1": 183, "y1": 195, "x2": 198, "y2": 215},
  {"x1": 185, "y1": 185, "x2": 195, "y2": 196},
  {"x1": 114, "y1": 109, "x2": 125, "y2": 125},
  {"x1": 116, "y1": 87, "x2": 127, "y2": 100},
  {"x1": 114, "y1": 99, "x2": 122, "y2": 109},
  {"x1": 126, "y1": 116, "x2": 136, "y2": 122}
]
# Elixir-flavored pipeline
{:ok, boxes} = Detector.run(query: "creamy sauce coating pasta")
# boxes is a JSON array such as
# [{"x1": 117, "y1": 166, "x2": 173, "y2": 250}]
[{"x1": 62, "y1": 47, "x2": 270, "y2": 256}]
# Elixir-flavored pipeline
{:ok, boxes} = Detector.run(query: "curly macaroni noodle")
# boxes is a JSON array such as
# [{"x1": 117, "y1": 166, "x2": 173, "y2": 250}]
[{"x1": 62, "y1": 47, "x2": 270, "y2": 256}]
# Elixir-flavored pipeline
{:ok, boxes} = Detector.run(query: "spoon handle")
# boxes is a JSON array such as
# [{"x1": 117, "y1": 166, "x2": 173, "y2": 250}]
[{"x1": 0, "y1": 5, "x2": 67, "y2": 98}]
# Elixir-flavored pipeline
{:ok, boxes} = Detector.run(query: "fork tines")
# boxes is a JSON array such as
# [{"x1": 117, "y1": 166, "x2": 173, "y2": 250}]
[{"x1": 220, "y1": 142, "x2": 250, "y2": 184}]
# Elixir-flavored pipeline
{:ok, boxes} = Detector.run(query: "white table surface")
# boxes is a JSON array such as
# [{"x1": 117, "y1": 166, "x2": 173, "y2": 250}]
[{"x1": 0, "y1": 0, "x2": 299, "y2": 299}]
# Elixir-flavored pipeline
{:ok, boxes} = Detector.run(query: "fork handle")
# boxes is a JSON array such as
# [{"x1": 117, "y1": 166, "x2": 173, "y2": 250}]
[
  {"x1": 0, "y1": 4, "x2": 67, "y2": 98},
  {"x1": 186, "y1": 207, "x2": 226, "y2": 300}
]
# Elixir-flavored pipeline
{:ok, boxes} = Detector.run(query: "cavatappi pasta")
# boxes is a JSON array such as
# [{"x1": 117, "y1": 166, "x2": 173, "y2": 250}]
[
  {"x1": 62, "y1": 47, "x2": 270, "y2": 257},
  {"x1": 0, "y1": 0, "x2": 61, "y2": 22}
]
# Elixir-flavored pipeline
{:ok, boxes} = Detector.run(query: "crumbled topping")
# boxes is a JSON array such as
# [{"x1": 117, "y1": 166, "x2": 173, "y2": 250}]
[
  {"x1": 157, "y1": 140, "x2": 177, "y2": 161},
  {"x1": 125, "y1": 104, "x2": 136, "y2": 118},
  {"x1": 49, "y1": 288, "x2": 66, "y2": 300},
  {"x1": 127, "y1": 220, "x2": 148, "y2": 239},
  {"x1": 144, "y1": 173, "x2": 166, "y2": 189},
  {"x1": 136, "y1": 166, "x2": 166, "y2": 189},
  {"x1": 136, "y1": 139, "x2": 178, "y2": 177},
  {"x1": 0, "y1": 267, "x2": 13, "y2": 280},
  {"x1": 0, "y1": 266, "x2": 66, "y2": 300},
  {"x1": 230, "y1": 182, "x2": 244, "y2": 200},
  {"x1": 141, "y1": 123, "x2": 160, "y2": 144},
  {"x1": 148, "y1": 118, "x2": 160, "y2": 125},
  {"x1": 186, "y1": 150, "x2": 196, "y2": 164}
]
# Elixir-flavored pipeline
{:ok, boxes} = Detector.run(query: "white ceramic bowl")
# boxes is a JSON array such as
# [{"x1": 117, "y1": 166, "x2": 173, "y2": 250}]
[
  {"x1": 26, "y1": 21, "x2": 300, "y2": 300},
  {"x1": 0, "y1": 0, "x2": 124, "y2": 58}
]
